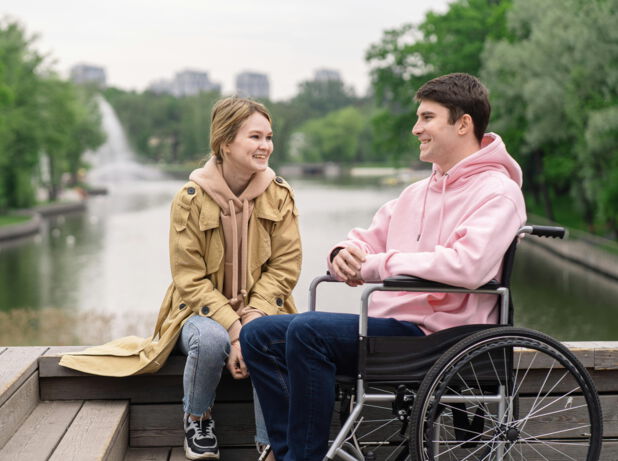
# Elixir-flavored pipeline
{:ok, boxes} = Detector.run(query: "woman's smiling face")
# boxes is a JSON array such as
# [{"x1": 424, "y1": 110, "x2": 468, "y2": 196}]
[{"x1": 223, "y1": 112, "x2": 273, "y2": 175}]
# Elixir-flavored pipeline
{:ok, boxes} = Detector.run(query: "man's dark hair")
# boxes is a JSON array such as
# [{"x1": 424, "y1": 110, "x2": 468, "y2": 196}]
[{"x1": 415, "y1": 73, "x2": 490, "y2": 143}]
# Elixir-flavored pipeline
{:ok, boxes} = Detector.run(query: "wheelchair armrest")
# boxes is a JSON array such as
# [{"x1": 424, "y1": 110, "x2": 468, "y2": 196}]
[{"x1": 382, "y1": 275, "x2": 503, "y2": 291}]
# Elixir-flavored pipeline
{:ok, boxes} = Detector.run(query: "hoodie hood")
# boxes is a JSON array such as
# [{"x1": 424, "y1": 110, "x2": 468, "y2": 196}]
[
  {"x1": 431, "y1": 133, "x2": 522, "y2": 189},
  {"x1": 189, "y1": 157, "x2": 276, "y2": 213},
  {"x1": 418, "y1": 133, "x2": 522, "y2": 242}
]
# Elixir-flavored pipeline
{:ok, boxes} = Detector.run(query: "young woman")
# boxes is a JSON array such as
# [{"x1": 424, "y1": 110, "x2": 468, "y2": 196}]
[{"x1": 60, "y1": 97, "x2": 302, "y2": 460}]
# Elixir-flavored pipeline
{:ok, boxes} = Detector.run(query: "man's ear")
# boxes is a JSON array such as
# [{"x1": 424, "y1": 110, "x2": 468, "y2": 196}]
[{"x1": 458, "y1": 114, "x2": 474, "y2": 136}]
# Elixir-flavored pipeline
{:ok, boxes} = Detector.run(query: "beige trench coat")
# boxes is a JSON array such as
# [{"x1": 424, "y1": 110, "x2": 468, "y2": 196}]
[{"x1": 59, "y1": 177, "x2": 301, "y2": 377}]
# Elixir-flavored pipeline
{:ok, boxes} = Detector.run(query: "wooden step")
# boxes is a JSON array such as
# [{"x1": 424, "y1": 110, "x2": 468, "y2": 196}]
[
  {"x1": 0, "y1": 347, "x2": 48, "y2": 448},
  {"x1": 0, "y1": 400, "x2": 82, "y2": 460},
  {"x1": 39, "y1": 346, "x2": 252, "y2": 402},
  {"x1": 123, "y1": 447, "x2": 260, "y2": 461},
  {"x1": 49, "y1": 400, "x2": 129, "y2": 461}
]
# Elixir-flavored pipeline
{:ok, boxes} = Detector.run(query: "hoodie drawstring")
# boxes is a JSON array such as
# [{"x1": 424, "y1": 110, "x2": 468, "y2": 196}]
[
  {"x1": 228, "y1": 199, "x2": 249, "y2": 308},
  {"x1": 437, "y1": 173, "x2": 448, "y2": 244},
  {"x1": 416, "y1": 171, "x2": 448, "y2": 244},
  {"x1": 417, "y1": 171, "x2": 435, "y2": 241}
]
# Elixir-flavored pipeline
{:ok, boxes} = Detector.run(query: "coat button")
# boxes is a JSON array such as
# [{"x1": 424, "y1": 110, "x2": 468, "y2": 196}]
[
  {"x1": 275, "y1": 177, "x2": 283, "y2": 184},
  {"x1": 187, "y1": 187, "x2": 196, "y2": 195},
  {"x1": 276, "y1": 297, "x2": 284, "y2": 307},
  {"x1": 201, "y1": 305, "x2": 210, "y2": 315},
  {"x1": 179, "y1": 303, "x2": 186, "y2": 310}
]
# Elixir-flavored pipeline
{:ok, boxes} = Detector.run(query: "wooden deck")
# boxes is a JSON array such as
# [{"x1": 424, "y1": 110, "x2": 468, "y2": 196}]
[{"x1": 1, "y1": 342, "x2": 618, "y2": 460}]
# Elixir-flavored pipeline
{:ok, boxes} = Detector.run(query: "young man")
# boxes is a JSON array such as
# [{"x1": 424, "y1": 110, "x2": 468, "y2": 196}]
[{"x1": 240, "y1": 73, "x2": 526, "y2": 461}]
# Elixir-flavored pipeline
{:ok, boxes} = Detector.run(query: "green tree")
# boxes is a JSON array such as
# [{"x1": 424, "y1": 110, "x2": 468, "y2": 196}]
[
  {"x1": 0, "y1": 19, "x2": 105, "y2": 208},
  {"x1": 365, "y1": 0, "x2": 512, "y2": 162},
  {"x1": 295, "y1": 106, "x2": 367, "y2": 164},
  {"x1": 0, "y1": 19, "x2": 45, "y2": 210},
  {"x1": 482, "y1": 0, "x2": 618, "y2": 235}
]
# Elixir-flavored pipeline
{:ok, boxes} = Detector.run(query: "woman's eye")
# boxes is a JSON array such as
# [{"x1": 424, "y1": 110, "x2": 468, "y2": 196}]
[{"x1": 266, "y1": 136, "x2": 273, "y2": 141}]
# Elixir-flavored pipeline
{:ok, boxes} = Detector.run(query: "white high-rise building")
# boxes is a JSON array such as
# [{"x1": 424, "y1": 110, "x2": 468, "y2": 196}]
[
  {"x1": 172, "y1": 70, "x2": 221, "y2": 97},
  {"x1": 70, "y1": 63, "x2": 107, "y2": 87},
  {"x1": 236, "y1": 72, "x2": 270, "y2": 100},
  {"x1": 314, "y1": 68, "x2": 341, "y2": 82}
]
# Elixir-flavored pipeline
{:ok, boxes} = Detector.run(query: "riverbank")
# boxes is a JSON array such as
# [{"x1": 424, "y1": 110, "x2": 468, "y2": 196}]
[
  {"x1": 526, "y1": 215, "x2": 618, "y2": 282},
  {"x1": 0, "y1": 201, "x2": 86, "y2": 243}
]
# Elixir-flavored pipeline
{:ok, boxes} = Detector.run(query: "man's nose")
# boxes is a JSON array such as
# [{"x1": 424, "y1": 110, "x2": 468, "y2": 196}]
[{"x1": 412, "y1": 121, "x2": 422, "y2": 136}]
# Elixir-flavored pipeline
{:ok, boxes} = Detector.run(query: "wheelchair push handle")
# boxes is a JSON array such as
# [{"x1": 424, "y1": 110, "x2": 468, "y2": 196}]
[{"x1": 520, "y1": 225, "x2": 566, "y2": 239}]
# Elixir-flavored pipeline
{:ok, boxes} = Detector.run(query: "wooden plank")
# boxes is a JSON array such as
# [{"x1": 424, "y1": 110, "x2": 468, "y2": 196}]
[
  {"x1": 519, "y1": 394, "x2": 617, "y2": 437},
  {"x1": 123, "y1": 447, "x2": 170, "y2": 461},
  {"x1": 130, "y1": 402, "x2": 257, "y2": 447},
  {"x1": 169, "y1": 446, "x2": 257, "y2": 461},
  {"x1": 515, "y1": 346, "x2": 594, "y2": 369},
  {"x1": 40, "y1": 373, "x2": 252, "y2": 403},
  {"x1": 0, "y1": 346, "x2": 47, "y2": 406},
  {"x1": 0, "y1": 371, "x2": 39, "y2": 448},
  {"x1": 0, "y1": 400, "x2": 82, "y2": 460},
  {"x1": 40, "y1": 348, "x2": 185, "y2": 378},
  {"x1": 49, "y1": 400, "x2": 129, "y2": 461}
]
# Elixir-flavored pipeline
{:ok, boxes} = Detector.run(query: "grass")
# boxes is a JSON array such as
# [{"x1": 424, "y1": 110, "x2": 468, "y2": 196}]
[{"x1": 0, "y1": 215, "x2": 30, "y2": 227}]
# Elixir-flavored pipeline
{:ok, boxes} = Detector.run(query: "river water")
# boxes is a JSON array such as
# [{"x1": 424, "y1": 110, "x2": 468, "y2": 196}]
[
  {"x1": 1, "y1": 100, "x2": 617, "y2": 345},
  {"x1": 1, "y1": 177, "x2": 618, "y2": 345}
]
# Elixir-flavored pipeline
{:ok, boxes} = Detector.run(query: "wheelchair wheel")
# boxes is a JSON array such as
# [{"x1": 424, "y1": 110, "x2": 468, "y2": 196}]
[{"x1": 410, "y1": 327, "x2": 602, "y2": 461}]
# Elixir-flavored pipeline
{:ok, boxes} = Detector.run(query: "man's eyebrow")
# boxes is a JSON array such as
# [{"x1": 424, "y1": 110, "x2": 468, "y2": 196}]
[{"x1": 417, "y1": 110, "x2": 436, "y2": 117}]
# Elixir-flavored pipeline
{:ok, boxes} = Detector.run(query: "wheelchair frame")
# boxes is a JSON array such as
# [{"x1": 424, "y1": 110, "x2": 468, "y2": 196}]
[{"x1": 308, "y1": 225, "x2": 603, "y2": 461}]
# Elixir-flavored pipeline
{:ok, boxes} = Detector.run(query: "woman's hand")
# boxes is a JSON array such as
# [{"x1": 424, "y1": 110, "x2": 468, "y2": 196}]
[{"x1": 227, "y1": 340, "x2": 249, "y2": 379}]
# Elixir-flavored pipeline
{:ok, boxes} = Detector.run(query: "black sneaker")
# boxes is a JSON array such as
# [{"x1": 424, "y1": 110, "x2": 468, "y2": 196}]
[{"x1": 183, "y1": 414, "x2": 220, "y2": 460}]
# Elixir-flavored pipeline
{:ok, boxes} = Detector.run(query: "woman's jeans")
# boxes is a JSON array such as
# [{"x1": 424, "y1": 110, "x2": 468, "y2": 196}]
[
  {"x1": 240, "y1": 311, "x2": 425, "y2": 461},
  {"x1": 178, "y1": 315, "x2": 269, "y2": 445}
]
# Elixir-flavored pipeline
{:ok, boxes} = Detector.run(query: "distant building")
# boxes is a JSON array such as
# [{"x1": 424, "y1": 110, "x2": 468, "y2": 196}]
[
  {"x1": 70, "y1": 63, "x2": 107, "y2": 87},
  {"x1": 314, "y1": 68, "x2": 341, "y2": 82},
  {"x1": 235, "y1": 72, "x2": 270, "y2": 100},
  {"x1": 172, "y1": 69, "x2": 221, "y2": 97},
  {"x1": 147, "y1": 70, "x2": 221, "y2": 97},
  {"x1": 146, "y1": 79, "x2": 174, "y2": 95}
]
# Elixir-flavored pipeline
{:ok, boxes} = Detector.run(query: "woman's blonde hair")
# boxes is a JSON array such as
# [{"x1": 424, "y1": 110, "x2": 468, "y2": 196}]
[{"x1": 209, "y1": 96, "x2": 272, "y2": 161}]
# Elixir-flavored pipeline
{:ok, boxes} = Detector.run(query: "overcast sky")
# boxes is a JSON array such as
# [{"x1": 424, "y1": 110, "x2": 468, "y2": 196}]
[{"x1": 2, "y1": 0, "x2": 450, "y2": 101}]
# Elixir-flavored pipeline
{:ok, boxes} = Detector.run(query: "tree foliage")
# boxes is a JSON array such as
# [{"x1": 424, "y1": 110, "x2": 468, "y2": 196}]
[
  {"x1": 294, "y1": 106, "x2": 369, "y2": 164},
  {"x1": 482, "y1": 0, "x2": 618, "y2": 235},
  {"x1": 365, "y1": 0, "x2": 512, "y2": 161},
  {"x1": 0, "y1": 18, "x2": 105, "y2": 210}
]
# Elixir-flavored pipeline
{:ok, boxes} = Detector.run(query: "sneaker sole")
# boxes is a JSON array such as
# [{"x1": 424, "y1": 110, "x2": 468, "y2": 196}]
[{"x1": 184, "y1": 438, "x2": 220, "y2": 460}]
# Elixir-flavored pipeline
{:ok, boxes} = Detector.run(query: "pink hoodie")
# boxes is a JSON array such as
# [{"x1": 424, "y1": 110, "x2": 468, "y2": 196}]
[{"x1": 327, "y1": 133, "x2": 526, "y2": 334}]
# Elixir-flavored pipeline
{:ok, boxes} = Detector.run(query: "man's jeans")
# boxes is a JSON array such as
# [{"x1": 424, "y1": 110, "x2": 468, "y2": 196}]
[
  {"x1": 178, "y1": 315, "x2": 269, "y2": 445},
  {"x1": 240, "y1": 311, "x2": 425, "y2": 461}
]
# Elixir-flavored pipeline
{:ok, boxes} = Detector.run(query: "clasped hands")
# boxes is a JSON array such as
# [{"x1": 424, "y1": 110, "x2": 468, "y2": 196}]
[{"x1": 331, "y1": 246, "x2": 366, "y2": 287}]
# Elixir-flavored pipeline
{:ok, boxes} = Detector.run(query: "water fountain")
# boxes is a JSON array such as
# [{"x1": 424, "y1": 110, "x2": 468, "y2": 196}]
[{"x1": 85, "y1": 97, "x2": 163, "y2": 184}]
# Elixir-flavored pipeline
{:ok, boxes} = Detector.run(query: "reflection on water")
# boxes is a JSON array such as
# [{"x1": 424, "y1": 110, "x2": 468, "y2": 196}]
[
  {"x1": 512, "y1": 242, "x2": 618, "y2": 340},
  {"x1": 1, "y1": 179, "x2": 617, "y2": 344}
]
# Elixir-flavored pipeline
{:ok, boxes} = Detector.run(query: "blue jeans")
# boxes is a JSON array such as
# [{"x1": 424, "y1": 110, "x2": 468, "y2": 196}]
[
  {"x1": 240, "y1": 311, "x2": 425, "y2": 461},
  {"x1": 178, "y1": 315, "x2": 269, "y2": 445}
]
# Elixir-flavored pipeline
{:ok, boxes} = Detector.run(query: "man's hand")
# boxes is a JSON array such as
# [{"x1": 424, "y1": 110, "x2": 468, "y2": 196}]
[
  {"x1": 227, "y1": 341, "x2": 249, "y2": 379},
  {"x1": 332, "y1": 246, "x2": 366, "y2": 286}
]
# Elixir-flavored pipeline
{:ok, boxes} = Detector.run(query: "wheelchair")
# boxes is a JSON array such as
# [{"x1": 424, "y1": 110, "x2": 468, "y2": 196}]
[{"x1": 308, "y1": 225, "x2": 603, "y2": 461}]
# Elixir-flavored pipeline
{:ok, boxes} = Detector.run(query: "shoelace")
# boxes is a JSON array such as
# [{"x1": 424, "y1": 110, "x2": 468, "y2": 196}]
[{"x1": 199, "y1": 419, "x2": 215, "y2": 439}]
